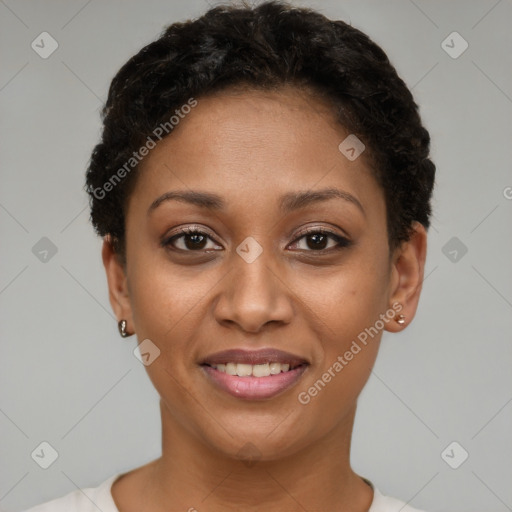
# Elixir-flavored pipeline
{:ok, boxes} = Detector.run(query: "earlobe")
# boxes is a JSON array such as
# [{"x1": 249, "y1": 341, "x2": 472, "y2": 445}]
[
  {"x1": 101, "y1": 236, "x2": 134, "y2": 335},
  {"x1": 385, "y1": 222, "x2": 428, "y2": 333}
]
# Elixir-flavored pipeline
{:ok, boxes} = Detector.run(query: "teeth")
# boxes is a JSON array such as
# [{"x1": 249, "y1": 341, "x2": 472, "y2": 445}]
[
  {"x1": 253, "y1": 363, "x2": 270, "y2": 377},
  {"x1": 226, "y1": 363, "x2": 237, "y2": 375},
  {"x1": 269, "y1": 362, "x2": 281, "y2": 375},
  {"x1": 236, "y1": 363, "x2": 252, "y2": 377},
  {"x1": 212, "y1": 362, "x2": 295, "y2": 377}
]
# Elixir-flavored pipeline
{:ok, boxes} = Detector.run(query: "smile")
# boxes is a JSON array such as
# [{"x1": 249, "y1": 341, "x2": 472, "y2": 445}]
[
  {"x1": 200, "y1": 348, "x2": 309, "y2": 400},
  {"x1": 209, "y1": 362, "x2": 295, "y2": 377}
]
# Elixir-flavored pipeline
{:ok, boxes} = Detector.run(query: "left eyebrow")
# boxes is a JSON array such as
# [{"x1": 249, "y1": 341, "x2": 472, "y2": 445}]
[{"x1": 279, "y1": 187, "x2": 366, "y2": 217}]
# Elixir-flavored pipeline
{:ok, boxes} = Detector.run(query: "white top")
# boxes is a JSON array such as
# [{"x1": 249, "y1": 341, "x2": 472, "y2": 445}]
[{"x1": 23, "y1": 473, "x2": 426, "y2": 511}]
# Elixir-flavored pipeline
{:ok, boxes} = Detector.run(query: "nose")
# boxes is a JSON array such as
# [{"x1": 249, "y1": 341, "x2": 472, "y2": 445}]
[{"x1": 213, "y1": 250, "x2": 294, "y2": 334}]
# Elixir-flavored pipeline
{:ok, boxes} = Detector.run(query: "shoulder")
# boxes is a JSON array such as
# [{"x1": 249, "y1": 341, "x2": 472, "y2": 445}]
[
  {"x1": 22, "y1": 474, "x2": 121, "y2": 512},
  {"x1": 366, "y1": 480, "x2": 428, "y2": 512},
  {"x1": 370, "y1": 488, "x2": 427, "y2": 511}
]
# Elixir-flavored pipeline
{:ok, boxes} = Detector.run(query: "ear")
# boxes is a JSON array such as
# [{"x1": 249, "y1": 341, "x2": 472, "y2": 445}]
[
  {"x1": 385, "y1": 221, "x2": 428, "y2": 333},
  {"x1": 102, "y1": 236, "x2": 134, "y2": 335}
]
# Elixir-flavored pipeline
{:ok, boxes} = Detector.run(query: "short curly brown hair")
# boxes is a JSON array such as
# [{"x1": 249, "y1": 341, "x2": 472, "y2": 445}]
[{"x1": 85, "y1": 0, "x2": 435, "y2": 259}]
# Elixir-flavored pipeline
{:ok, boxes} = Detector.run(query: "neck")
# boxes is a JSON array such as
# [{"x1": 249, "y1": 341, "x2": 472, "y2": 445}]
[{"x1": 146, "y1": 400, "x2": 373, "y2": 512}]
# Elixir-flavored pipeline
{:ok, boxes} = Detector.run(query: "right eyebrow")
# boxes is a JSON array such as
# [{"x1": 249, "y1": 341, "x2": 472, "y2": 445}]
[{"x1": 147, "y1": 191, "x2": 225, "y2": 215}]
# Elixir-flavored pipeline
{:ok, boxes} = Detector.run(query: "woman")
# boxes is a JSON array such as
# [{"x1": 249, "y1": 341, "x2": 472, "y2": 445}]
[{"x1": 26, "y1": 1, "x2": 435, "y2": 510}]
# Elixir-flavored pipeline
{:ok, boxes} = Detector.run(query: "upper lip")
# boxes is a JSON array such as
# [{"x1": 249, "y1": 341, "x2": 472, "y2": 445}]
[{"x1": 201, "y1": 348, "x2": 309, "y2": 367}]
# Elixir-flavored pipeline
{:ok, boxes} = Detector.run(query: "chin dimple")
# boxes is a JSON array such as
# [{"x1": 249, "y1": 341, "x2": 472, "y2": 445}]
[{"x1": 211, "y1": 362, "x2": 292, "y2": 377}]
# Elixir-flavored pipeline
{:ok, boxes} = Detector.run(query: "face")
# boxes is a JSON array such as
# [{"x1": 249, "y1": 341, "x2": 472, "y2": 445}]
[{"x1": 103, "y1": 85, "x2": 426, "y2": 461}]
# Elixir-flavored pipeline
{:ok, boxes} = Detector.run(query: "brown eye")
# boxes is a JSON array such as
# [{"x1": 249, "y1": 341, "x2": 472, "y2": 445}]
[
  {"x1": 181, "y1": 232, "x2": 208, "y2": 250},
  {"x1": 305, "y1": 232, "x2": 329, "y2": 250},
  {"x1": 163, "y1": 228, "x2": 222, "y2": 252},
  {"x1": 289, "y1": 229, "x2": 351, "y2": 252}
]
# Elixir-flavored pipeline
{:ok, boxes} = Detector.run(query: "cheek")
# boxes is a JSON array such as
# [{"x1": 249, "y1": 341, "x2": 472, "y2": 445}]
[
  {"x1": 294, "y1": 259, "x2": 388, "y2": 337},
  {"x1": 316, "y1": 283, "x2": 383, "y2": 389},
  {"x1": 293, "y1": 258, "x2": 388, "y2": 401},
  {"x1": 127, "y1": 246, "x2": 200, "y2": 332},
  {"x1": 126, "y1": 260, "x2": 209, "y2": 422},
  {"x1": 127, "y1": 251, "x2": 224, "y2": 370},
  {"x1": 296, "y1": 280, "x2": 385, "y2": 422}
]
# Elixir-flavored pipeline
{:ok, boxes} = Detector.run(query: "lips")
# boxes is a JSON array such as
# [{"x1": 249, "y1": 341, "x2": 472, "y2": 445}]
[
  {"x1": 200, "y1": 348, "x2": 309, "y2": 400},
  {"x1": 201, "y1": 348, "x2": 308, "y2": 367}
]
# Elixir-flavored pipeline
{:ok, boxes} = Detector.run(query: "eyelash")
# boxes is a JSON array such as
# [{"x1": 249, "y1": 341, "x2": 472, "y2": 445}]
[{"x1": 161, "y1": 226, "x2": 351, "y2": 254}]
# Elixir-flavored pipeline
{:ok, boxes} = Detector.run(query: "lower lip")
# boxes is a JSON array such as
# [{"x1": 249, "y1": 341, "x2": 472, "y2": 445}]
[{"x1": 201, "y1": 365, "x2": 308, "y2": 400}]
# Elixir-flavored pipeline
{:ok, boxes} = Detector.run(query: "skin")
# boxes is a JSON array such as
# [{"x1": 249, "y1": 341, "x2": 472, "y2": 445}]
[{"x1": 102, "y1": 85, "x2": 427, "y2": 512}]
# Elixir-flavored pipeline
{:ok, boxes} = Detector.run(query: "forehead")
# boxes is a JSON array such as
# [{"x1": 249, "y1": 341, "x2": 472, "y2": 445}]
[
  {"x1": 170, "y1": 86, "x2": 345, "y2": 163},
  {"x1": 130, "y1": 86, "x2": 384, "y2": 219}
]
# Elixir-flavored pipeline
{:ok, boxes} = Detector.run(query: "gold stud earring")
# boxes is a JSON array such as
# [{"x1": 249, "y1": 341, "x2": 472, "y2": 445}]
[{"x1": 396, "y1": 314, "x2": 406, "y2": 326}]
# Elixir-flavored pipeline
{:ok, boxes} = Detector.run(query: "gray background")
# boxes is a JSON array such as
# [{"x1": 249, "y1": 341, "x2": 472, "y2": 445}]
[{"x1": 1, "y1": 0, "x2": 511, "y2": 511}]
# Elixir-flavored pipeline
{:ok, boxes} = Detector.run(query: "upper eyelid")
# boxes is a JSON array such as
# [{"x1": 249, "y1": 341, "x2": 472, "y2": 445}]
[{"x1": 291, "y1": 226, "x2": 347, "y2": 239}]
